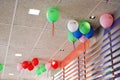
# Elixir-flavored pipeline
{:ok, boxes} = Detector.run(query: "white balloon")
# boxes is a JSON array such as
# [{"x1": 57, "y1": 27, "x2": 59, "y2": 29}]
[{"x1": 67, "y1": 20, "x2": 79, "y2": 32}]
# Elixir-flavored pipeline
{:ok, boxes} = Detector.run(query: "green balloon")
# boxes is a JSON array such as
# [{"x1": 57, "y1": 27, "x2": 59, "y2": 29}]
[
  {"x1": 0, "y1": 64, "x2": 3, "y2": 72},
  {"x1": 79, "y1": 20, "x2": 91, "y2": 34},
  {"x1": 47, "y1": 7, "x2": 59, "y2": 23},
  {"x1": 105, "y1": 70, "x2": 112, "y2": 75},
  {"x1": 68, "y1": 32, "x2": 77, "y2": 43},
  {"x1": 36, "y1": 67, "x2": 42, "y2": 75},
  {"x1": 36, "y1": 64, "x2": 47, "y2": 75},
  {"x1": 40, "y1": 64, "x2": 46, "y2": 72}
]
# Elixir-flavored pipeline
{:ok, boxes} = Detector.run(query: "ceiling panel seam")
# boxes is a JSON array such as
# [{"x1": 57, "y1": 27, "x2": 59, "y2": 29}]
[
  {"x1": 1, "y1": 0, "x2": 18, "y2": 79},
  {"x1": 87, "y1": 0, "x2": 104, "y2": 18}
]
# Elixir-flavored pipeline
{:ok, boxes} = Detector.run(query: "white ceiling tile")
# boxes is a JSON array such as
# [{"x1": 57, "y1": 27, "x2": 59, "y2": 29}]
[
  {"x1": 14, "y1": 0, "x2": 58, "y2": 28},
  {"x1": 90, "y1": 1, "x2": 120, "y2": 17},
  {"x1": 58, "y1": 0, "x2": 100, "y2": 19},
  {"x1": 35, "y1": 29, "x2": 67, "y2": 49},
  {"x1": 0, "y1": 45, "x2": 7, "y2": 63},
  {"x1": 10, "y1": 25, "x2": 43, "y2": 49},
  {"x1": 0, "y1": 0, "x2": 15, "y2": 24},
  {"x1": 5, "y1": 47, "x2": 31, "y2": 64},
  {"x1": 32, "y1": 29, "x2": 68, "y2": 61},
  {"x1": 109, "y1": 0, "x2": 120, "y2": 3},
  {"x1": 2, "y1": 65, "x2": 19, "y2": 79},
  {"x1": 0, "y1": 24, "x2": 11, "y2": 46}
]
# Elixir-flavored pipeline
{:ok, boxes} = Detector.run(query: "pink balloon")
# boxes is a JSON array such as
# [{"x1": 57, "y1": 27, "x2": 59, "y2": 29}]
[
  {"x1": 17, "y1": 63, "x2": 23, "y2": 71},
  {"x1": 45, "y1": 62, "x2": 52, "y2": 71},
  {"x1": 79, "y1": 36, "x2": 88, "y2": 43},
  {"x1": 100, "y1": 13, "x2": 113, "y2": 29}
]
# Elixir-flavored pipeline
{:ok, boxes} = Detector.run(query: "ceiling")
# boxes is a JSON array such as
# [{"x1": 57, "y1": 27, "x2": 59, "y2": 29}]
[{"x1": 0, "y1": 0, "x2": 120, "y2": 80}]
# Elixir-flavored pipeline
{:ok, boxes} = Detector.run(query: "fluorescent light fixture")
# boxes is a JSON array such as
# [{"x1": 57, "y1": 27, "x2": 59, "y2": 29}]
[
  {"x1": 15, "y1": 53, "x2": 22, "y2": 57},
  {"x1": 9, "y1": 73, "x2": 14, "y2": 76},
  {"x1": 28, "y1": 9, "x2": 40, "y2": 15},
  {"x1": 89, "y1": 16, "x2": 96, "y2": 19}
]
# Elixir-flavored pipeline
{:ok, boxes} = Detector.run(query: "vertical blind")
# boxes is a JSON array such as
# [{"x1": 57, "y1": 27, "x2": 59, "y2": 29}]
[{"x1": 53, "y1": 25, "x2": 120, "y2": 80}]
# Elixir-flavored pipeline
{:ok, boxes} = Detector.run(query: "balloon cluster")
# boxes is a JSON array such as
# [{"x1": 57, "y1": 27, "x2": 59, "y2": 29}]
[
  {"x1": 67, "y1": 20, "x2": 94, "y2": 48},
  {"x1": 17, "y1": 58, "x2": 39, "y2": 71},
  {"x1": 17, "y1": 58, "x2": 59, "y2": 75},
  {"x1": 0, "y1": 64, "x2": 3, "y2": 72},
  {"x1": 36, "y1": 60, "x2": 59, "y2": 76},
  {"x1": 67, "y1": 13, "x2": 113, "y2": 48}
]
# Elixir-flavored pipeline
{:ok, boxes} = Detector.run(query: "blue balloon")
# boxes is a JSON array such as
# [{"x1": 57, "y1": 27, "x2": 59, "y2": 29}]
[
  {"x1": 73, "y1": 29, "x2": 82, "y2": 39},
  {"x1": 84, "y1": 27, "x2": 94, "y2": 39},
  {"x1": 118, "y1": 73, "x2": 120, "y2": 76}
]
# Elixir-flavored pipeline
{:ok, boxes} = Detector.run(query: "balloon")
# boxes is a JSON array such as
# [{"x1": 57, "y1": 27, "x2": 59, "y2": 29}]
[
  {"x1": 105, "y1": 70, "x2": 112, "y2": 74},
  {"x1": 118, "y1": 73, "x2": 120, "y2": 76},
  {"x1": 73, "y1": 29, "x2": 82, "y2": 39},
  {"x1": 68, "y1": 31, "x2": 77, "y2": 43},
  {"x1": 32, "y1": 58, "x2": 39, "y2": 66},
  {"x1": 100, "y1": 13, "x2": 113, "y2": 29},
  {"x1": 84, "y1": 27, "x2": 94, "y2": 39},
  {"x1": 22, "y1": 61, "x2": 29, "y2": 69},
  {"x1": 113, "y1": 74, "x2": 118, "y2": 77},
  {"x1": 79, "y1": 35, "x2": 88, "y2": 43},
  {"x1": 51, "y1": 60, "x2": 59, "y2": 69},
  {"x1": 45, "y1": 62, "x2": 52, "y2": 71},
  {"x1": 36, "y1": 67, "x2": 42, "y2": 75},
  {"x1": 47, "y1": 7, "x2": 59, "y2": 23},
  {"x1": 67, "y1": 20, "x2": 79, "y2": 32},
  {"x1": 40, "y1": 64, "x2": 46, "y2": 72},
  {"x1": 28, "y1": 62, "x2": 34, "y2": 71},
  {"x1": 0, "y1": 64, "x2": 3, "y2": 72},
  {"x1": 17, "y1": 63, "x2": 23, "y2": 71},
  {"x1": 79, "y1": 20, "x2": 91, "y2": 34}
]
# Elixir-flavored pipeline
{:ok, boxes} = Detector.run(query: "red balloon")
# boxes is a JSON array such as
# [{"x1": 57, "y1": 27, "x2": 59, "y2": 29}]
[
  {"x1": 22, "y1": 61, "x2": 29, "y2": 69},
  {"x1": 28, "y1": 62, "x2": 34, "y2": 71},
  {"x1": 113, "y1": 74, "x2": 118, "y2": 77},
  {"x1": 32, "y1": 58, "x2": 39, "y2": 66},
  {"x1": 51, "y1": 60, "x2": 59, "y2": 69}
]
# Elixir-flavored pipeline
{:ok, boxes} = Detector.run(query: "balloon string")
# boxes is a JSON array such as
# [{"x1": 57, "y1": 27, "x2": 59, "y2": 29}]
[
  {"x1": 52, "y1": 23, "x2": 54, "y2": 37},
  {"x1": 73, "y1": 42, "x2": 75, "y2": 50},
  {"x1": 84, "y1": 42, "x2": 86, "y2": 51}
]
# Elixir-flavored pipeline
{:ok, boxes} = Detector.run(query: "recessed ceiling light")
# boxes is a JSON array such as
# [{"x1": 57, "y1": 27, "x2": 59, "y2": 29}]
[
  {"x1": 28, "y1": 9, "x2": 40, "y2": 15},
  {"x1": 15, "y1": 53, "x2": 22, "y2": 57},
  {"x1": 8, "y1": 73, "x2": 14, "y2": 76},
  {"x1": 89, "y1": 16, "x2": 96, "y2": 19}
]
